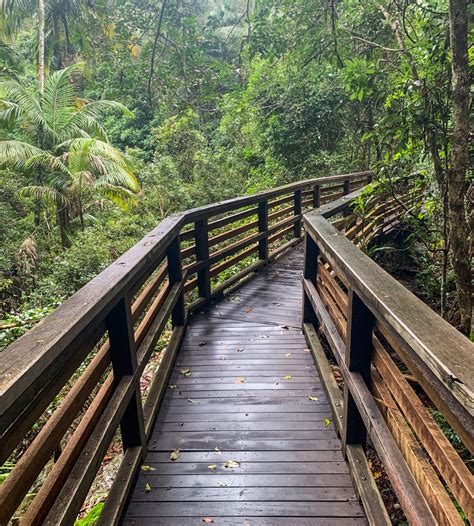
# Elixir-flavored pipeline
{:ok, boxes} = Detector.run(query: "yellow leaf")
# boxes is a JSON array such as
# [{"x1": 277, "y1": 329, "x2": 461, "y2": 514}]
[
  {"x1": 283, "y1": 375, "x2": 292, "y2": 380},
  {"x1": 141, "y1": 465, "x2": 155, "y2": 471},
  {"x1": 373, "y1": 471, "x2": 382, "y2": 480},
  {"x1": 214, "y1": 447, "x2": 222, "y2": 454},
  {"x1": 308, "y1": 396, "x2": 319, "y2": 401},
  {"x1": 170, "y1": 449, "x2": 180, "y2": 461},
  {"x1": 145, "y1": 483, "x2": 151, "y2": 492},
  {"x1": 169, "y1": 384, "x2": 178, "y2": 389},
  {"x1": 224, "y1": 460, "x2": 240, "y2": 468},
  {"x1": 218, "y1": 481, "x2": 227, "y2": 487},
  {"x1": 235, "y1": 377, "x2": 245, "y2": 384},
  {"x1": 286, "y1": 353, "x2": 292, "y2": 357},
  {"x1": 187, "y1": 398, "x2": 197, "y2": 403},
  {"x1": 208, "y1": 464, "x2": 218, "y2": 470},
  {"x1": 179, "y1": 368, "x2": 192, "y2": 377},
  {"x1": 324, "y1": 418, "x2": 331, "y2": 428}
]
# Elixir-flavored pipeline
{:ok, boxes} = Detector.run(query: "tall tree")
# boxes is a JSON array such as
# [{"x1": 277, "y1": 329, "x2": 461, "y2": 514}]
[{"x1": 447, "y1": 0, "x2": 471, "y2": 335}]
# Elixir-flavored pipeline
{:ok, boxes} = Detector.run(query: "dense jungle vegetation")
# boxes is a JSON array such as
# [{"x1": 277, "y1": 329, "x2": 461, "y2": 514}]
[{"x1": 0, "y1": 0, "x2": 471, "y2": 347}]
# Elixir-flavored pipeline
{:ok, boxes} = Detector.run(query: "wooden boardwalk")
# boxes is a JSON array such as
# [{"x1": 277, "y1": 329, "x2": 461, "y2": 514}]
[{"x1": 122, "y1": 247, "x2": 367, "y2": 525}]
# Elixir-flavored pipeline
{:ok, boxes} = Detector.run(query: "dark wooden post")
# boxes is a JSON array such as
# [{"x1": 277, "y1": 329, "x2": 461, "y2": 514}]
[
  {"x1": 258, "y1": 199, "x2": 269, "y2": 261},
  {"x1": 167, "y1": 235, "x2": 185, "y2": 327},
  {"x1": 343, "y1": 178, "x2": 351, "y2": 195},
  {"x1": 194, "y1": 219, "x2": 211, "y2": 300},
  {"x1": 312, "y1": 184, "x2": 321, "y2": 209},
  {"x1": 294, "y1": 190, "x2": 302, "y2": 238},
  {"x1": 302, "y1": 231, "x2": 319, "y2": 327},
  {"x1": 106, "y1": 297, "x2": 146, "y2": 450},
  {"x1": 342, "y1": 288, "x2": 375, "y2": 453},
  {"x1": 343, "y1": 179, "x2": 351, "y2": 217}
]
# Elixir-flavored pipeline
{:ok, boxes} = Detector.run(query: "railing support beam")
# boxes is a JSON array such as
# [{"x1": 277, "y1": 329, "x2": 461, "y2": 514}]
[
  {"x1": 342, "y1": 289, "x2": 375, "y2": 453},
  {"x1": 294, "y1": 190, "x2": 302, "y2": 238},
  {"x1": 194, "y1": 218, "x2": 211, "y2": 300},
  {"x1": 167, "y1": 236, "x2": 186, "y2": 327},
  {"x1": 258, "y1": 200, "x2": 269, "y2": 261},
  {"x1": 106, "y1": 297, "x2": 146, "y2": 450}
]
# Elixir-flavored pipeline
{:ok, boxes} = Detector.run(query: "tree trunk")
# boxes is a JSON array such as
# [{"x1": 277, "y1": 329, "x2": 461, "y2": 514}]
[
  {"x1": 35, "y1": 0, "x2": 46, "y2": 227},
  {"x1": 38, "y1": 0, "x2": 45, "y2": 95},
  {"x1": 448, "y1": 0, "x2": 471, "y2": 335}
]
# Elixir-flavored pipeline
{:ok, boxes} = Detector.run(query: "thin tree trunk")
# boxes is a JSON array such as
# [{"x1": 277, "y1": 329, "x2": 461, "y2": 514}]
[
  {"x1": 148, "y1": 0, "x2": 168, "y2": 110},
  {"x1": 35, "y1": 0, "x2": 46, "y2": 227},
  {"x1": 38, "y1": 0, "x2": 45, "y2": 95},
  {"x1": 448, "y1": 0, "x2": 471, "y2": 335}
]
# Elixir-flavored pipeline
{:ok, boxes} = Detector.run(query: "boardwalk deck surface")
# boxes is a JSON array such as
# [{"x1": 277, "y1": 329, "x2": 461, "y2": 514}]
[{"x1": 122, "y1": 247, "x2": 367, "y2": 525}]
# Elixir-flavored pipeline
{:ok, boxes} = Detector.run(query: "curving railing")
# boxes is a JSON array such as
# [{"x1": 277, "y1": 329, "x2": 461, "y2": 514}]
[
  {"x1": 0, "y1": 171, "x2": 372, "y2": 525},
  {"x1": 303, "y1": 196, "x2": 474, "y2": 525}
]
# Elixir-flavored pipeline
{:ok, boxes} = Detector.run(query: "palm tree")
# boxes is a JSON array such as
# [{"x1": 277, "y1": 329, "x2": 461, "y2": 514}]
[
  {"x1": 1, "y1": 0, "x2": 99, "y2": 70},
  {"x1": 0, "y1": 62, "x2": 140, "y2": 247}
]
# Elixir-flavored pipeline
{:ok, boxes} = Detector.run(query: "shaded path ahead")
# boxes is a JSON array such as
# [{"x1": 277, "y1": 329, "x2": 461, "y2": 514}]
[{"x1": 122, "y1": 247, "x2": 367, "y2": 525}]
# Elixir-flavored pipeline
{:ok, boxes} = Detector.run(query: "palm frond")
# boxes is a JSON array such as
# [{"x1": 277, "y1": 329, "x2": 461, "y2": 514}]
[
  {"x1": 42, "y1": 63, "x2": 85, "y2": 138},
  {"x1": 0, "y1": 79, "x2": 47, "y2": 131},
  {"x1": 19, "y1": 185, "x2": 69, "y2": 205},
  {"x1": 0, "y1": 140, "x2": 44, "y2": 164}
]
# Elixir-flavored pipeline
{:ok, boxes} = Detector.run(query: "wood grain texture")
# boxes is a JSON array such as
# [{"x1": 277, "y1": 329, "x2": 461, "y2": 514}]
[{"x1": 122, "y1": 248, "x2": 367, "y2": 523}]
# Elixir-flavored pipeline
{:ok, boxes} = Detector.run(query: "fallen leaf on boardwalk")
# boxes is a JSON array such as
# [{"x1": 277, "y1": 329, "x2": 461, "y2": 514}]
[
  {"x1": 373, "y1": 471, "x2": 382, "y2": 480},
  {"x1": 145, "y1": 483, "x2": 151, "y2": 492},
  {"x1": 179, "y1": 368, "x2": 192, "y2": 377},
  {"x1": 303, "y1": 348, "x2": 311, "y2": 352},
  {"x1": 308, "y1": 396, "x2": 319, "y2": 401},
  {"x1": 170, "y1": 449, "x2": 180, "y2": 461},
  {"x1": 324, "y1": 418, "x2": 331, "y2": 428},
  {"x1": 208, "y1": 464, "x2": 218, "y2": 470},
  {"x1": 214, "y1": 447, "x2": 222, "y2": 454},
  {"x1": 237, "y1": 347, "x2": 244, "y2": 352},
  {"x1": 199, "y1": 341, "x2": 207, "y2": 346},
  {"x1": 224, "y1": 460, "x2": 240, "y2": 468},
  {"x1": 141, "y1": 465, "x2": 155, "y2": 471},
  {"x1": 169, "y1": 384, "x2": 178, "y2": 389},
  {"x1": 202, "y1": 518, "x2": 214, "y2": 524},
  {"x1": 286, "y1": 353, "x2": 292, "y2": 357},
  {"x1": 245, "y1": 306, "x2": 253, "y2": 313},
  {"x1": 187, "y1": 398, "x2": 197, "y2": 403},
  {"x1": 235, "y1": 377, "x2": 245, "y2": 384},
  {"x1": 218, "y1": 481, "x2": 227, "y2": 487},
  {"x1": 283, "y1": 375, "x2": 292, "y2": 380},
  {"x1": 280, "y1": 325, "x2": 289, "y2": 330}
]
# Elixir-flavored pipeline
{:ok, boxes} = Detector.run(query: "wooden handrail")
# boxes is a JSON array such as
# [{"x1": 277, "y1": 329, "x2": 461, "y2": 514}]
[
  {"x1": 302, "y1": 195, "x2": 474, "y2": 525},
  {"x1": 0, "y1": 170, "x2": 372, "y2": 526}
]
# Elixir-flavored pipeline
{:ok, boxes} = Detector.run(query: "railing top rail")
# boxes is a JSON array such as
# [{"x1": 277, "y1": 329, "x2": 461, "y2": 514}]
[
  {"x1": 0, "y1": 171, "x2": 370, "y2": 411},
  {"x1": 303, "y1": 211, "x2": 474, "y2": 415},
  {"x1": 183, "y1": 171, "x2": 372, "y2": 223}
]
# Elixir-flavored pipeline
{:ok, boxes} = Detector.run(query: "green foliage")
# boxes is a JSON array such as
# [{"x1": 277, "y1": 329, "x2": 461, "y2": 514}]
[{"x1": 75, "y1": 503, "x2": 104, "y2": 526}]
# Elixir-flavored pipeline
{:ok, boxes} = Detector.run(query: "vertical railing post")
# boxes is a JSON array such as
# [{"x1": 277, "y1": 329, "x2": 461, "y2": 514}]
[
  {"x1": 342, "y1": 288, "x2": 374, "y2": 454},
  {"x1": 312, "y1": 184, "x2": 321, "y2": 209},
  {"x1": 302, "y1": 230, "x2": 319, "y2": 327},
  {"x1": 258, "y1": 199, "x2": 269, "y2": 261},
  {"x1": 343, "y1": 178, "x2": 351, "y2": 195},
  {"x1": 194, "y1": 218, "x2": 211, "y2": 301},
  {"x1": 106, "y1": 297, "x2": 146, "y2": 450},
  {"x1": 294, "y1": 190, "x2": 302, "y2": 238},
  {"x1": 167, "y1": 235, "x2": 185, "y2": 327},
  {"x1": 343, "y1": 178, "x2": 351, "y2": 217}
]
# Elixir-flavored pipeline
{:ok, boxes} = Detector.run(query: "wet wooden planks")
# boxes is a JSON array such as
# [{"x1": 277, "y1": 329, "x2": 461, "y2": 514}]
[{"x1": 122, "y1": 247, "x2": 367, "y2": 525}]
